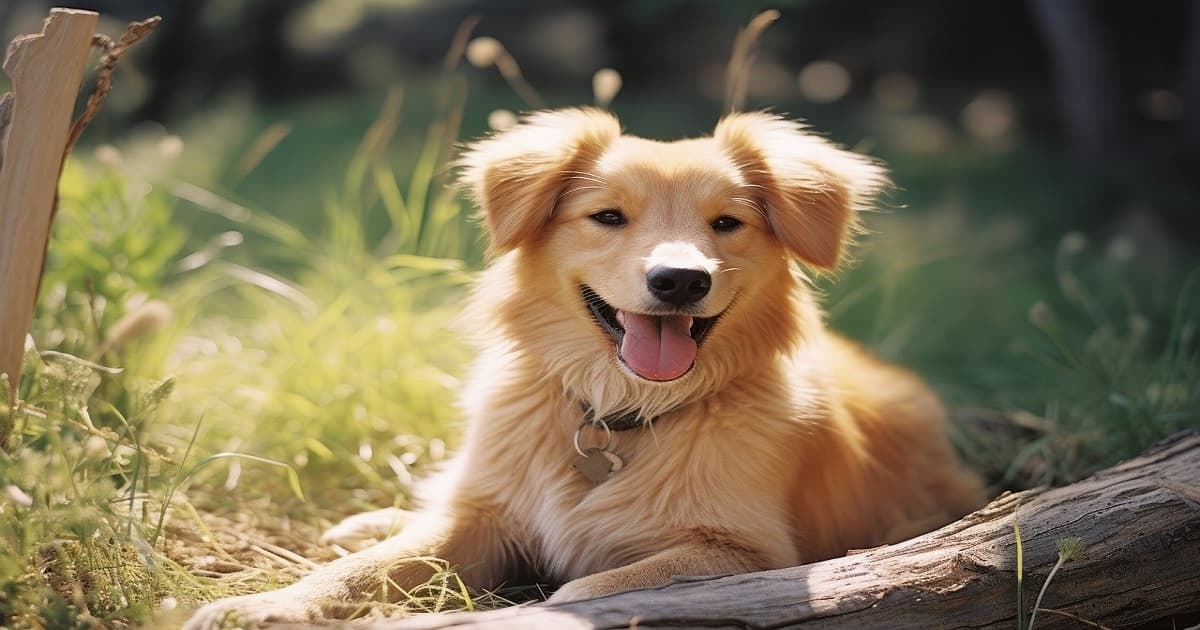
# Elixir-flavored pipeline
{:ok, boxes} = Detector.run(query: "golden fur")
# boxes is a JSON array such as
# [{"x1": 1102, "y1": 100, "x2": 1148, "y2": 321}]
[{"x1": 185, "y1": 109, "x2": 985, "y2": 628}]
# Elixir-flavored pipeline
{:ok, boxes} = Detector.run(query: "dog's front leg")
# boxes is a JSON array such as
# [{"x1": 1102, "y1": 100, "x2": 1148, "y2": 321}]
[
  {"x1": 546, "y1": 536, "x2": 770, "y2": 604},
  {"x1": 184, "y1": 505, "x2": 512, "y2": 629}
]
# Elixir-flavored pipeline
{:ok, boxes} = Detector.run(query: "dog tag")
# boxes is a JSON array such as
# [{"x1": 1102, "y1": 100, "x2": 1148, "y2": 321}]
[{"x1": 573, "y1": 448, "x2": 623, "y2": 484}]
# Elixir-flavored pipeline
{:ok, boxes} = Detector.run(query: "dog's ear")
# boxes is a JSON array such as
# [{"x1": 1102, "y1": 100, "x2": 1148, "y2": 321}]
[
  {"x1": 715, "y1": 112, "x2": 887, "y2": 269},
  {"x1": 458, "y1": 108, "x2": 621, "y2": 254}
]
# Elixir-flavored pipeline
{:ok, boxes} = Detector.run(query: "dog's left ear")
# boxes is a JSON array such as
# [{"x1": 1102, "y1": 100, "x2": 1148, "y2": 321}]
[
  {"x1": 458, "y1": 108, "x2": 621, "y2": 254},
  {"x1": 715, "y1": 112, "x2": 887, "y2": 269}
]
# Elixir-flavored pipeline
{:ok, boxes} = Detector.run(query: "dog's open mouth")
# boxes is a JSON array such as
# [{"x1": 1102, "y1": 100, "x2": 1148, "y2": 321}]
[{"x1": 582, "y1": 285, "x2": 721, "y2": 382}]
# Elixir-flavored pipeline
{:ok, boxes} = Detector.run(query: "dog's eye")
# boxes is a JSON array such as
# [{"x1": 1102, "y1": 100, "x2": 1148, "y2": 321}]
[
  {"x1": 712, "y1": 216, "x2": 743, "y2": 233},
  {"x1": 590, "y1": 209, "x2": 627, "y2": 226}
]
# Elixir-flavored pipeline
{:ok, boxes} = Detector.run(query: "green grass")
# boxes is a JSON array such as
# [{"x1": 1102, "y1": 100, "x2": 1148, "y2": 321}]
[
  {"x1": 822, "y1": 197, "x2": 1200, "y2": 487},
  {"x1": 2, "y1": 35, "x2": 1199, "y2": 630}
]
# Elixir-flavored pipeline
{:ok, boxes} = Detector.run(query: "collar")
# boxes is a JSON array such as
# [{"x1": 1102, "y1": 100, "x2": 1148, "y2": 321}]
[{"x1": 579, "y1": 402, "x2": 650, "y2": 431}]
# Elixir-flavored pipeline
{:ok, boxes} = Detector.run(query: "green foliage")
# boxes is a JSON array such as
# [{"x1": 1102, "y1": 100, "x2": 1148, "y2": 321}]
[
  {"x1": 1003, "y1": 251, "x2": 1199, "y2": 484},
  {"x1": 153, "y1": 85, "x2": 475, "y2": 511},
  {"x1": 822, "y1": 208, "x2": 1199, "y2": 487},
  {"x1": 38, "y1": 162, "x2": 186, "y2": 351}
]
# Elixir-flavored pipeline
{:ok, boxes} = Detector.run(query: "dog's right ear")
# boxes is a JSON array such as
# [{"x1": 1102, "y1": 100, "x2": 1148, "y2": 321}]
[
  {"x1": 457, "y1": 108, "x2": 621, "y2": 254},
  {"x1": 715, "y1": 112, "x2": 887, "y2": 270}
]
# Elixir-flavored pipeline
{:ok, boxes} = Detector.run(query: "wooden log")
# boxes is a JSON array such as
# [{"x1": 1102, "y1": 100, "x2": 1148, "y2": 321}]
[
  {"x1": 353, "y1": 430, "x2": 1200, "y2": 629},
  {"x1": 0, "y1": 8, "x2": 97, "y2": 401}
]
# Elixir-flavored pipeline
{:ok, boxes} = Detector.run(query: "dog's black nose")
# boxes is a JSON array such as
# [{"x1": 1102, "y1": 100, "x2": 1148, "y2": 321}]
[{"x1": 646, "y1": 266, "x2": 711, "y2": 305}]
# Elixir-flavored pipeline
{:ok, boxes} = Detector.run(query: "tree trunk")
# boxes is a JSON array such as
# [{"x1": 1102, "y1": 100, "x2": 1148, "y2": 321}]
[{"x1": 367, "y1": 430, "x2": 1200, "y2": 629}]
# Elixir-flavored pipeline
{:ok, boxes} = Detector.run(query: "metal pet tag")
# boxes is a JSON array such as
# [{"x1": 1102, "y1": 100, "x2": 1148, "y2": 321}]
[{"x1": 573, "y1": 447, "x2": 623, "y2": 484}]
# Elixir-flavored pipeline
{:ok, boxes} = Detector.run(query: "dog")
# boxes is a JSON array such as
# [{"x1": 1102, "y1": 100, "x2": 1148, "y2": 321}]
[{"x1": 185, "y1": 109, "x2": 985, "y2": 628}]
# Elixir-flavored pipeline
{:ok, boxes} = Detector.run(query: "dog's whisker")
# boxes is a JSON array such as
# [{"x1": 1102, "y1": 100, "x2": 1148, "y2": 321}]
[
  {"x1": 556, "y1": 186, "x2": 607, "y2": 203},
  {"x1": 733, "y1": 179, "x2": 769, "y2": 189},
  {"x1": 559, "y1": 170, "x2": 609, "y2": 184},
  {"x1": 564, "y1": 178, "x2": 607, "y2": 188},
  {"x1": 729, "y1": 197, "x2": 762, "y2": 209}
]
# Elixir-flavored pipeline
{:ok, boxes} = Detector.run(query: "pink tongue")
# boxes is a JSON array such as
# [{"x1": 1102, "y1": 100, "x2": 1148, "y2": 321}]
[{"x1": 617, "y1": 312, "x2": 697, "y2": 381}]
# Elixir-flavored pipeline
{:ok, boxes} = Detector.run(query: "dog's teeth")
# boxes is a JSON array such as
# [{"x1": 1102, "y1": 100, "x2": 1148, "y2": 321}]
[{"x1": 616, "y1": 311, "x2": 626, "y2": 326}]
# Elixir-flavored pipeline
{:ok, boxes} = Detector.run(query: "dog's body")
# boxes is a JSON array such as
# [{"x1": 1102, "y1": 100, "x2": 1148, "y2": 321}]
[{"x1": 186, "y1": 110, "x2": 984, "y2": 628}]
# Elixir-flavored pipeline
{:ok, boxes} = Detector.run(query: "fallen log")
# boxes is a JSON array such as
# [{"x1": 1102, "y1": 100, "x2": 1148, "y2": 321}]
[{"x1": 363, "y1": 430, "x2": 1200, "y2": 629}]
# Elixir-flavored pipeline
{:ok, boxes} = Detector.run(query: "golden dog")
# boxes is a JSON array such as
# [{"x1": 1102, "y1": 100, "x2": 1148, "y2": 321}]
[{"x1": 186, "y1": 109, "x2": 985, "y2": 627}]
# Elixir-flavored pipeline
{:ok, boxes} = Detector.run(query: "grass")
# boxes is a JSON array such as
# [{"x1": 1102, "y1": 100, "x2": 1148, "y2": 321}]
[
  {"x1": 823, "y1": 200, "x2": 1200, "y2": 488},
  {"x1": 2, "y1": 17, "x2": 1198, "y2": 630}
]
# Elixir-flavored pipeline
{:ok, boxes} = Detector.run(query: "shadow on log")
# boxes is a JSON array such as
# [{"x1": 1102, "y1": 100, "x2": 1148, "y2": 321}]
[{"x1": 346, "y1": 431, "x2": 1200, "y2": 629}]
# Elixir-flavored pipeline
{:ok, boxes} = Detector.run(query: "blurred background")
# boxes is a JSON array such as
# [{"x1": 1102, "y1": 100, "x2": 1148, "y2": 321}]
[
  {"x1": 1, "y1": 2, "x2": 1198, "y2": 624},
  {"x1": 4, "y1": 0, "x2": 1200, "y2": 239}
]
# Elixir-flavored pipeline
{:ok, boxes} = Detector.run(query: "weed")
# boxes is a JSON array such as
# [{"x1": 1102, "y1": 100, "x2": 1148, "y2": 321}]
[{"x1": 1029, "y1": 537, "x2": 1083, "y2": 630}]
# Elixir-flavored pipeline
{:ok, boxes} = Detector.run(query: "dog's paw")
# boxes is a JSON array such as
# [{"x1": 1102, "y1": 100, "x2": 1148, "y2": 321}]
[
  {"x1": 182, "y1": 591, "x2": 319, "y2": 630},
  {"x1": 321, "y1": 507, "x2": 412, "y2": 552},
  {"x1": 545, "y1": 576, "x2": 622, "y2": 604}
]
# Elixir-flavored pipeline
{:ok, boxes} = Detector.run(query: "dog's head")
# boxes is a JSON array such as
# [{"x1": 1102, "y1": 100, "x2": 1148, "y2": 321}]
[{"x1": 459, "y1": 109, "x2": 885, "y2": 411}]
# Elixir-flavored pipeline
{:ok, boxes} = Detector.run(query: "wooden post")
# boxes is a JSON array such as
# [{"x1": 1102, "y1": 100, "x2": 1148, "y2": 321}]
[{"x1": 0, "y1": 8, "x2": 97, "y2": 401}]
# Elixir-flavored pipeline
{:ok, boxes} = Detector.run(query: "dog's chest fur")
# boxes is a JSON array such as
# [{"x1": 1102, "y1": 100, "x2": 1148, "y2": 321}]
[{"x1": 454, "y1": 361, "x2": 811, "y2": 582}]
